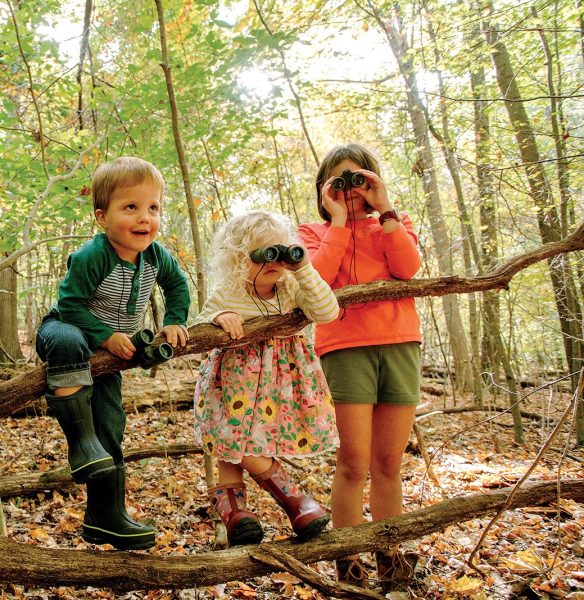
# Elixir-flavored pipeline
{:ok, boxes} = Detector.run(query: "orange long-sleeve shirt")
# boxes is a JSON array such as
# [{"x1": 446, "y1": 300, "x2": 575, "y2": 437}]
[{"x1": 298, "y1": 214, "x2": 422, "y2": 357}]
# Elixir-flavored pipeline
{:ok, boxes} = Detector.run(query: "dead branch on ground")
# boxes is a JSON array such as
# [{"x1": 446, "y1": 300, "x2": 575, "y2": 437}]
[{"x1": 0, "y1": 479, "x2": 581, "y2": 591}]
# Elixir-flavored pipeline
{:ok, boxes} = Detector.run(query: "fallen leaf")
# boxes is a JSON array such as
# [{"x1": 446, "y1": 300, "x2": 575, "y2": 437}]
[{"x1": 447, "y1": 575, "x2": 483, "y2": 593}]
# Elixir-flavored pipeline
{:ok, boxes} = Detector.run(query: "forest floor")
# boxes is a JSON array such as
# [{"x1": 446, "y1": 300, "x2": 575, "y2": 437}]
[{"x1": 1, "y1": 362, "x2": 583, "y2": 600}]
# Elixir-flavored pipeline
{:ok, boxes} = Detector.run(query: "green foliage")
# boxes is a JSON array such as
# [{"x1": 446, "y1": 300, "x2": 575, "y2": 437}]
[{"x1": 0, "y1": 0, "x2": 582, "y2": 375}]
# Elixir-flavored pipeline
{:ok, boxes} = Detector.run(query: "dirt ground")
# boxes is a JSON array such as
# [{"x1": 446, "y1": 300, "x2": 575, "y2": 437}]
[{"x1": 1, "y1": 363, "x2": 583, "y2": 599}]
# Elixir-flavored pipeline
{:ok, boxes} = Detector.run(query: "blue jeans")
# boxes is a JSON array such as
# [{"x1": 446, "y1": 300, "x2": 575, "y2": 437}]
[
  {"x1": 36, "y1": 317, "x2": 126, "y2": 464},
  {"x1": 36, "y1": 317, "x2": 94, "y2": 390}
]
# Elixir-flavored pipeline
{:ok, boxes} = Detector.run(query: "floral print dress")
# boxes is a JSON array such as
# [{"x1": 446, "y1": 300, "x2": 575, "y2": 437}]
[
  {"x1": 193, "y1": 263, "x2": 340, "y2": 463},
  {"x1": 195, "y1": 335, "x2": 338, "y2": 462}
]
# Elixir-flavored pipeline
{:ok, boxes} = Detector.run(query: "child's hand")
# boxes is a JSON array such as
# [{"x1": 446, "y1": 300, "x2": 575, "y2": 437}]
[
  {"x1": 102, "y1": 332, "x2": 136, "y2": 360},
  {"x1": 283, "y1": 246, "x2": 309, "y2": 272},
  {"x1": 353, "y1": 169, "x2": 393, "y2": 214},
  {"x1": 321, "y1": 178, "x2": 348, "y2": 226},
  {"x1": 214, "y1": 311, "x2": 244, "y2": 340},
  {"x1": 161, "y1": 324, "x2": 189, "y2": 348}
]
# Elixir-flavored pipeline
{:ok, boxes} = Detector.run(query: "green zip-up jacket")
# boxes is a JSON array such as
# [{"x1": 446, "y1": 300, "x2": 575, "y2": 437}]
[{"x1": 48, "y1": 233, "x2": 190, "y2": 350}]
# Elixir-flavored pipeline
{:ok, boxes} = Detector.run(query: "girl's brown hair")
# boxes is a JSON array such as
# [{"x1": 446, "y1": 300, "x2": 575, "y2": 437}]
[{"x1": 315, "y1": 144, "x2": 381, "y2": 221}]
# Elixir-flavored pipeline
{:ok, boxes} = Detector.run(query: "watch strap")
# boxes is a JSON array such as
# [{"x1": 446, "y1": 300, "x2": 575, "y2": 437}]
[{"x1": 379, "y1": 209, "x2": 402, "y2": 225}]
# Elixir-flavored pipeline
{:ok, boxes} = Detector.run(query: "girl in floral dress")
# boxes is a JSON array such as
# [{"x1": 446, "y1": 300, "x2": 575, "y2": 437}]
[{"x1": 193, "y1": 210, "x2": 339, "y2": 546}]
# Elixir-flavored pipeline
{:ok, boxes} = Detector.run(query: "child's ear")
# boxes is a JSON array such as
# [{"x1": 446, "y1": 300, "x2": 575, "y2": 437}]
[{"x1": 94, "y1": 209, "x2": 106, "y2": 227}]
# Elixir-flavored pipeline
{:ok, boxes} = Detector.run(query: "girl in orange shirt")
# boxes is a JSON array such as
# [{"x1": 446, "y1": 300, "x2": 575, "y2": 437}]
[{"x1": 299, "y1": 144, "x2": 421, "y2": 592}]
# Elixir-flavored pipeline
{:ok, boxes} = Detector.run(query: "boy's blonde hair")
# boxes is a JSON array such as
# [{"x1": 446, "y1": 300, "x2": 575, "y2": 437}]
[
  {"x1": 315, "y1": 143, "x2": 381, "y2": 221},
  {"x1": 212, "y1": 210, "x2": 297, "y2": 293},
  {"x1": 92, "y1": 156, "x2": 165, "y2": 212}
]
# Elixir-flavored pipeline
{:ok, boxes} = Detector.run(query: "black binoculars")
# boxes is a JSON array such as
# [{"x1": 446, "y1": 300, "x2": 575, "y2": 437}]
[
  {"x1": 130, "y1": 328, "x2": 173, "y2": 369},
  {"x1": 249, "y1": 244, "x2": 305, "y2": 264},
  {"x1": 331, "y1": 169, "x2": 366, "y2": 191}
]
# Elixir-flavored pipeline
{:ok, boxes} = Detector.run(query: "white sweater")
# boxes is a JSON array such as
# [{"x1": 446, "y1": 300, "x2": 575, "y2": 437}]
[{"x1": 193, "y1": 263, "x2": 339, "y2": 326}]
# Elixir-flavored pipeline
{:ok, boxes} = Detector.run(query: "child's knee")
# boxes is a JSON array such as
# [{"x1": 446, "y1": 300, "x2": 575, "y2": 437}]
[{"x1": 38, "y1": 320, "x2": 92, "y2": 365}]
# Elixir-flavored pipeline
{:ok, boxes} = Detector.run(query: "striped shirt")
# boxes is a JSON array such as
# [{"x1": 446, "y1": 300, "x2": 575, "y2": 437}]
[
  {"x1": 48, "y1": 233, "x2": 190, "y2": 349},
  {"x1": 193, "y1": 263, "x2": 339, "y2": 326},
  {"x1": 87, "y1": 261, "x2": 157, "y2": 334}
]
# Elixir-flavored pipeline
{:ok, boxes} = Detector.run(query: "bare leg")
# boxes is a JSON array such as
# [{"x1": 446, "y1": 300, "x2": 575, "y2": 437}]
[
  {"x1": 240, "y1": 455, "x2": 274, "y2": 477},
  {"x1": 217, "y1": 461, "x2": 244, "y2": 485},
  {"x1": 369, "y1": 404, "x2": 416, "y2": 520},
  {"x1": 331, "y1": 403, "x2": 373, "y2": 529},
  {"x1": 54, "y1": 386, "x2": 82, "y2": 397}
]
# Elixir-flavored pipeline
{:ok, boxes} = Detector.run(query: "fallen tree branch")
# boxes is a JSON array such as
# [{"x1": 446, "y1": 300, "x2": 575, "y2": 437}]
[
  {"x1": 1, "y1": 219, "x2": 582, "y2": 417},
  {"x1": 0, "y1": 479, "x2": 582, "y2": 590},
  {"x1": 0, "y1": 443, "x2": 202, "y2": 498},
  {"x1": 249, "y1": 546, "x2": 383, "y2": 599},
  {"x1": 416, "y1": 405, "x2": 551, "y2": 423}
]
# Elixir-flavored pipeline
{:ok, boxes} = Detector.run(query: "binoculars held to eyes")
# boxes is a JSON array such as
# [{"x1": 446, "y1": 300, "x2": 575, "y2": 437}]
[
  {"x1": 250, "y1": 244, "x2": 305, "y2": 264},
  {"x1": 130, "y1": 328, "x2": 173, "y2": 369},
  {"x1": 331, "y1": 169, "x2": 366, "y2": 191}
]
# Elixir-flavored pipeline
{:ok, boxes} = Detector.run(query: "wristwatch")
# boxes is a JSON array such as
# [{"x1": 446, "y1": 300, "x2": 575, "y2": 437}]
[{"x1": 378, "y1": 209, "x2": 402, "y2": 225}]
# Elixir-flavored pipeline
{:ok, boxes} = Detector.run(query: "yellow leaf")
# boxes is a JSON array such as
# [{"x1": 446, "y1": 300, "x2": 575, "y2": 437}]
[
  {"x1": 447, "y1": 575, "x2": 483, "y2": 593},
  {"x1": 29, "y1": 527, "x2": 49, "y2": 541},
  {"x1": 81, "y1": 153, "x2": 91, "y2": 165},
  {"x1": 194, "y1": 197, "x2": 202, "y2": 207},
  {"x1": 157, "y1": 530, "x2": 176, "y2": 546},
  {"x1": 211, "y1": 211, "x2": 221, "y2": 222},
  {"x1": 516, "y1": 548, "x2": 546, "y2": 569},
  {"x1": 500, "y1": 548, "x2": 546, "y2": 574}
]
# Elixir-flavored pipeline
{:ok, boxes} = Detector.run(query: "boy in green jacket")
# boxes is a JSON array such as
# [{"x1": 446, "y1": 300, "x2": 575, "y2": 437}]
[{"x1": 36, "y1": 156, "x2": 190, "y2": 549}]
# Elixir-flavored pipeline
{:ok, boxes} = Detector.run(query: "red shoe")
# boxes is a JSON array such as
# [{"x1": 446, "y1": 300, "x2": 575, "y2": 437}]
[
  {"x1": 252, "y1": 459, "x2": 329, "y2": 540},
  {"x1": 208, "y1": 483, "x2": 263, "y2": 546}
]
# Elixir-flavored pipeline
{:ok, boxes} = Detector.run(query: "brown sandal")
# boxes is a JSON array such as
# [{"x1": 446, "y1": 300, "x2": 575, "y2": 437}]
[{"x1": 336, "y1": 556, "x2": 368, "y2": 587}]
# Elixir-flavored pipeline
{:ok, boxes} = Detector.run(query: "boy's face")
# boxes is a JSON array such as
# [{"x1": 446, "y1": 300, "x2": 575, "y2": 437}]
[{"x1": 95, "y1": 179, "x2": 162, "y2": 263}]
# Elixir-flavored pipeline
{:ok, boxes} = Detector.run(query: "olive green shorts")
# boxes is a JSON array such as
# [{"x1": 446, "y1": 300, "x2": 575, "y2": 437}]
[{"x1": 320, "y1": 342, "x2": 421, "y2": 405}]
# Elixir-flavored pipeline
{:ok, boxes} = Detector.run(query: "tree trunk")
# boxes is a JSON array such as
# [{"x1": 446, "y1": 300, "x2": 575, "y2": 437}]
[
  {"x1": 75, "y1": 0, "x2": 92, "y2": 131},
  {"x1": 424, "y1": 11, "x2": 483, "y2": 402},
  {"x1": 469, "y1": 49, "x2": 523, "y2": 439},
  {"x1": 0, "y1": 263, "x2": 23, "y2": 362},
  {"x1": 367, "y1": 2, "x2": 474, "y2": 391},
  {"x1": 577, "y1": 0, "x2": 584, "y2": 67},
  {"x1": 0, "y1": 479, "x2": 581, "y2": 590},
  {"x1": 153, "y1": 0, "x2": 217, "y2": 521},
  {"x1": 481, "y1": 3, "x2": 584, "y2": 443},
  {"x1": 470, "y1": 60, "x2": 501, "y2": 382},
  {"x1": 154, "y1": 0, "x2": 206, "y2": 313}
]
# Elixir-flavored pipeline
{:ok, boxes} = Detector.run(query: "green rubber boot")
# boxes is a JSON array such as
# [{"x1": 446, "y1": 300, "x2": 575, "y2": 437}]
[
  {"x1": 45, "y1": 386, "x2": 115, "y2": 483},
  {"x1": 82, "y1": 464, "x2": 155, "y2": 550}
]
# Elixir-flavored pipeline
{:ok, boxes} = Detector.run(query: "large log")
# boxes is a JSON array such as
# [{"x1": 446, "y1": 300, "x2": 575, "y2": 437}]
[
  {"x1": 1, "y1": 220, "x2": 582, "y2": 417},
  {"x1": 0, "y1": 479, "x2": 581, "y2": 590}
]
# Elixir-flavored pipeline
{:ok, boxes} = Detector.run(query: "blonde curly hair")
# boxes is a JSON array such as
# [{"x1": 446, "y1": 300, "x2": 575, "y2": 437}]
[{"x1": 211, "y1": 210, "x2": 298, "y2": 294}]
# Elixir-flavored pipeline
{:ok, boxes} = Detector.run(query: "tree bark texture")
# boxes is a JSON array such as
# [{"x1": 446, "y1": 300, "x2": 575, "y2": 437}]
[
  {"x1": 1, "y1": 479, "x2": 582, "y2": 590},
  {"x1": 0, "y1": 264, "x2": 24, "y2": 361},
  {"x1": 0, "y1": 220, "x2": 582, "y2": 418}
]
